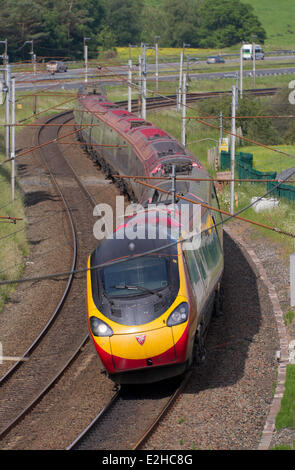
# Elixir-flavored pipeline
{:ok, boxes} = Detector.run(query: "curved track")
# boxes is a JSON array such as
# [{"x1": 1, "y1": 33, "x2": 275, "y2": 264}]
[
  {"x1": 0, "y1": 112, "x2": 77, "y2": 386},
  {"x1": 0, "y1": 96, "x2": 281, "y2": 450},
  {"x1": 116, "y1": 88, "x2": 280, "y2": 112},
  {"x1": 67, "y1": 372, "x2": 192, "y2": 450},
  {"x1": 0, "y1": 112, "x2": 100, "y2": 440}
]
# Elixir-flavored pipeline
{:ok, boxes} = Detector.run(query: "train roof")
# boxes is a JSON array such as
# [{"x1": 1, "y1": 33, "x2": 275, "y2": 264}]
[{"x1": 78, "y1": 89, "x2": 208, "y2": 178}]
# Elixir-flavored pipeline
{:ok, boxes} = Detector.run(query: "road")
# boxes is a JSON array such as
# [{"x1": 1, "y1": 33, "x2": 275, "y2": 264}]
[{"x1": 10, "y1": 53, "x2": 295, "y2": 91}]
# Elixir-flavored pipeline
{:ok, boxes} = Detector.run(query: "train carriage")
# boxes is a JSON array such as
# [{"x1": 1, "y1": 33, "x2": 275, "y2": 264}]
[{"x1": 75, "y1": 87, "x2": 224, "y2": 384}]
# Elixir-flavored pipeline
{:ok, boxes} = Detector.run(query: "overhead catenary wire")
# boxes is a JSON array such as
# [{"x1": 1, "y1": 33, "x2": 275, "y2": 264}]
[
  {"x1": 92, "y1": 62, "x2": 295, "y2": 162},
  {"x1": 1, "y1": 65, "x2": 294, "y2": 285},
  {"x1": 112, "y1": 175, "x2": 295, "y2": 183},
  {"x1": 1, "y1": 124, "x2": 89, "y2": 165},
  {"x1": 1, "y1": 158, "x2": 295, "y2": 287}
]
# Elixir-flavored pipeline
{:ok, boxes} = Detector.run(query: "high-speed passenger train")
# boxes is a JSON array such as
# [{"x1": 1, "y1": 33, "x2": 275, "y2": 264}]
[{"x1": 75, "y1": 87, "x2": 224, "y2": 384}]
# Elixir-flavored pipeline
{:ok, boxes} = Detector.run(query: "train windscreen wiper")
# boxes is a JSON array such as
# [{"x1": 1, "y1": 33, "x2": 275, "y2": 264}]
[{"x1": 111, "y1": 284, "x2": 163, "y2": 298}]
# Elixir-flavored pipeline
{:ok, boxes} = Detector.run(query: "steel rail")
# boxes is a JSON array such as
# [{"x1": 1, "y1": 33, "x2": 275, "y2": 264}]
[
  {"x1": 133, "y1": 370, "x2": 193, "y2": 450},
  {"x1": 66, "y1": 372, "x2": 192, "y2": 451},
  {"x1": 0, "y1": 111, "x2": 77, "y2": 387},
  {"x1": 0, "y1": 111, "x2": 99, "y2": 441},
  {"x1": 66, "y1": 389, "x2": 122, "y2": 450},
  {"x1": 115, "y1": 87, "x2": 280, "y2": 111}
]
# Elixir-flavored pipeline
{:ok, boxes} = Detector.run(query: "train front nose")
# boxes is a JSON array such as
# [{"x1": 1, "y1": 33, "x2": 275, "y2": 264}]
[{"x1": 110, "y1": 326, "x2": 177, "y2": 371}]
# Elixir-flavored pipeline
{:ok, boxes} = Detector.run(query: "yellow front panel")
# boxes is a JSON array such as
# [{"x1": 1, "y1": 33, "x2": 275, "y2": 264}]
[{"x1": 110, "y1": 326, "x2": 175, "y2": 360}]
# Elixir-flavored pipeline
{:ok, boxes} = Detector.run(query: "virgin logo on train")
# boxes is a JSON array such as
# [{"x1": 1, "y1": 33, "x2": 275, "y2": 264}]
[{"x1": 136, "y1": 335, "x2": 146, "y2": 346}]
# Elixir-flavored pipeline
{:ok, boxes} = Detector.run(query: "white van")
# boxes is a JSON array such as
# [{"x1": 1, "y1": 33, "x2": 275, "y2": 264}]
[{"x1": 242, "y1": 44, "x2": 264, "y2": 60}]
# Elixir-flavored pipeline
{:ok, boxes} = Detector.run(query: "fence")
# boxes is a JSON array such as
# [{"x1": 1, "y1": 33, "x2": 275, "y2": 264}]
[{"x1": 220, "y1": 150, "x2": 295, "y2": 203}]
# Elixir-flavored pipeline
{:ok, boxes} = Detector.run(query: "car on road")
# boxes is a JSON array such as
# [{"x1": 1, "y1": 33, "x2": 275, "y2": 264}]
[
  {"x1": 46, "y1": 60, "x2": 68, "y2": 74},
  {"x1": 206, "y1": 56, "x2": 225, "y2": 64}
]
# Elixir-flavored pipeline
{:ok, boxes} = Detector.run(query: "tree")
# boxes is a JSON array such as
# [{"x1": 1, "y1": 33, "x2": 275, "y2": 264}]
[
  {"x1": 140, "y1": 3, "x2": 165, "y2": 44},
  {"x1": 0, "y1": 0, "x2": 106, "y2": 61},
  {"x1": 105, "y1": 0, "x2": 144, "y2": 46},
  {"x1": 197, "y1": 0, "x2": 266, "y2": 48},
  {"x1": 198, "y1": 95, "x2": 281, "y2": 145},
  {"x1": 159, "y1": 0, "x2": 199, "y2": 47},
  {"x1": 0, "y1": 0, "x2": 48, "y2": 61},
  {"x1": 39, "y1": 0, "x2": 105, "y2": 59}
]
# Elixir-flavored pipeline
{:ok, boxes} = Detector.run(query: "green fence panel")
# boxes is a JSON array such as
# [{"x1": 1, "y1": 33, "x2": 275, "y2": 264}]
[
  {"x1": 238, "y1": 152, "x2": 253, "y2": 167},
  {"x1": 220, "y1": 151, "x2": 230, "y2": 170},
  {"x1": 267, "y1": 181, "x2": 295, "y2": 202},
  {"x1": 249, "y1": 167, "x2": 277, "y2": 181},
  {"x1": 221, "y1": 150, "x2": 295, "y2": 204}
]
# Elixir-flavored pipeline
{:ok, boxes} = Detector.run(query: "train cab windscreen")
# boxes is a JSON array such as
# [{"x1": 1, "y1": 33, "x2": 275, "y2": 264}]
[{"x1": 101, "y1": 256, "x2": 169, "y2": 298}]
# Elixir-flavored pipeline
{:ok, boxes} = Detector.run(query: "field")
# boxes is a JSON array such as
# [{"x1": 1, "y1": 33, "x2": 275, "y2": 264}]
[
  {"x1": 241, "y1": 145, "x2": 295, "y2": 174},
  {"x1": 144, "y1": 0, "x2": 295, "y2": 51},
  {"x1": 246, "y1": 0, "x2": 295, "y2": 50}
]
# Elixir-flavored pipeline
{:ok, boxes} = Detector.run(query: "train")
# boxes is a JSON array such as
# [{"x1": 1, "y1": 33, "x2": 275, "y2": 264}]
[{"x1": 74, "y1": 86, "x2": 224, "y2": 384}]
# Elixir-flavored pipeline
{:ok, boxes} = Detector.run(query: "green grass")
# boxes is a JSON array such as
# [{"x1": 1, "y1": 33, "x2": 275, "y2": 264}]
[
  {"x1": 284, "y1": 310, "x2": 295, "y2": 326},
  {"x1": 272, "y1": 443, "x2": 295, "y2": 450},
  {"x1": 144, "y1": 0, "x2": 295, "y2": 51},
  {"x1": 275, "y1": 365, "x2": 295, "y2": 430},
  {"x1": 246, "y1": 0, "x2": 295, "y2": 50},
  {"x1": 108, "y1": 71, "x2": 295, "y2": 101},
  {"x1": 240, "y1": 145, "x2": 295, "y2": 175},
  {"x1": 219, "y1": 182, "x2": 295, "y2": 250},
  {"x1": 0, "y1": 89, "x2": 76, "y2": 312},
  {"x1": 0, "y1": 148, "x2": 28, "y2": 311}
]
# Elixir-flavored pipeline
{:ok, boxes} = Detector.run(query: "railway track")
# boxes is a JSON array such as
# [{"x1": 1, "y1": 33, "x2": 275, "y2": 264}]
[
  {"x1": 116, "y1": 87, "x2": 280, "y2": 112},
  {"x1": 0, "y1": 109, "x2": 198, "y2": 451},
  {"x1": 0, "y1": 91, "x2": 280, "y2": 450},
  {"x1": 67, "y1": 372, "x2": 192, "y2": 450},
  {"x1": 0, "y1": 112, "x2": 77, "y2": 387},
  {"x1": 0, "y1": 111, "x2": 103, "y2": 442}
]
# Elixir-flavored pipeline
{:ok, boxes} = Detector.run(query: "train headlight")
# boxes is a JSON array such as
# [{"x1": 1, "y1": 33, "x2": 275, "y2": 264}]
[
  {"x1": 90, "y1": 316, "x2": 113, "y2": 337},
  {"x1": 167, "y1": 302, "x2": 189, "y2": 327}
]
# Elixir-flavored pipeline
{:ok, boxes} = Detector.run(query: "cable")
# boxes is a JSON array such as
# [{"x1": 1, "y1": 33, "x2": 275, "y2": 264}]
[
  {"x1": 92, "y1": 61, "x2": 295, "y2": 162},
  {"x1": 1, "y1": 73, "x2": 293, "y2": 285},
  {"x1": 1, "y1": 157, "x2": 295, "y2": 287}
]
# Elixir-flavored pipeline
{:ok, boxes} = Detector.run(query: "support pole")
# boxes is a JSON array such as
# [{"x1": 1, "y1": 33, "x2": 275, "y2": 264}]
[
  {"x1": 171, "y1": 164, "x2": 176, "y2": 214},
  {"x1": 252, "y1": 42, "x2": 256, "y2": 89},
  {"x1": 219, "y1": 111, "x2": 223, "y2": 142},
  {"x1": 290, "y1": 243, "x2": 295, "y2": 307},
  {"x1": 84, "y1": 44, "x2": 88, "y2": 83},
  {"x1": 138, "y1": 54, "x2": 142, "y2": 117},
  {"x1": 142, "y1": 47, "x2": 146, "y2": 120},
  {"x1": 33, "y1": 93, "x2": 37, "y2": 115},
  {"x1": 10, "y1": 77, "x2": 15, "y2": 201},
  {"x1": 177, "y1": 50, "x2": 184, "y2": 111},
  {"x1": 142, "y1": 67, "x2": 147, "y2": 120},
  {"x1": 33, "y1": 53, "x2": 37, "y2": 76},
  {"x1": 240, "y1": 46, "x2": 243, "y2": 98},
  {"x1": 230, "y1": 85, "x2": 236, "y2": 215},
  {"x1": 128, "y1": 59, "x2": 132, "y2": 113},
  {"x1": 218, "y1": 111, "x2": 223, "y2": 167},
  {"x1": 155, "y1": 41, "x2": 159, "y2": 93},
  {"x1": 181, "y1": 73, "x2": 187, "y2": 147},
  {"x1": 4, "y1": 60, "x2": 10, "y2": 161}
]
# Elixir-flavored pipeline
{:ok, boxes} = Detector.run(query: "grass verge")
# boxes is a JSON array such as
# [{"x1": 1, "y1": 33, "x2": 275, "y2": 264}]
[
  {"x1": 275, "y1": 365, "x2": 295, "y2": 430},
  {"x1": 0, "y1": 89, "x2": 75, "y2": 312}
]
